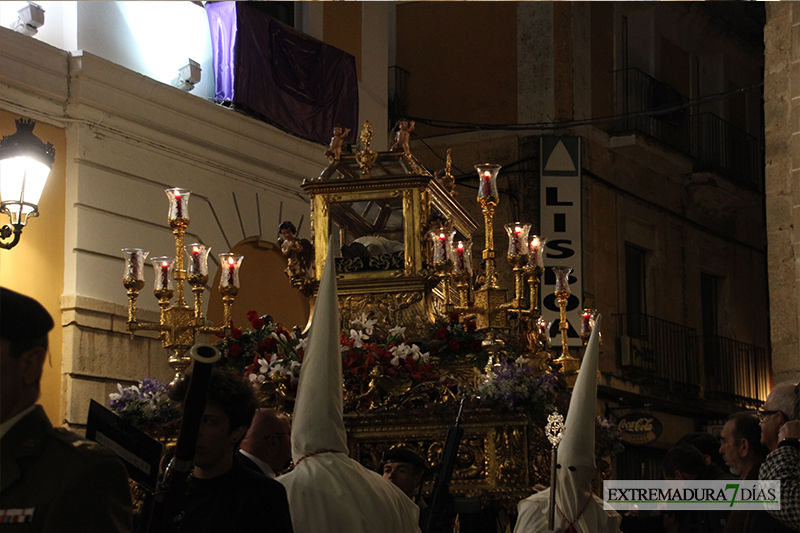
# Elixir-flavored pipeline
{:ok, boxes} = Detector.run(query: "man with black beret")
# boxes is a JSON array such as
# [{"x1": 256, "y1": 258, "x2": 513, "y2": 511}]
[
  {"x1": 382, "y1": 447, "x2": 427, "y2": 502},
  {"x1": 0, "y1": 287, "x2": 133, "y2": 531}
]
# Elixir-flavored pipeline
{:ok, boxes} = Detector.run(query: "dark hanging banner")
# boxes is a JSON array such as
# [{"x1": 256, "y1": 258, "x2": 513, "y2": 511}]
[{"x1": 206, "y1": 1, "x2": 358, "y2": 146}]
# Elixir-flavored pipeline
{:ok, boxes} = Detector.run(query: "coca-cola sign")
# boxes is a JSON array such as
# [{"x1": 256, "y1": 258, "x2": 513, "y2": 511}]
[{"x1": 617, "y1": 412, "x2": 663, "y2": 444}]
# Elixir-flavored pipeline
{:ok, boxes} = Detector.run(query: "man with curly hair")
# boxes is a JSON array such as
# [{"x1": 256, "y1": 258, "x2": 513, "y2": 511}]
[{"x1": 168, "y1": 369, "x2": 293, "y2": 533}]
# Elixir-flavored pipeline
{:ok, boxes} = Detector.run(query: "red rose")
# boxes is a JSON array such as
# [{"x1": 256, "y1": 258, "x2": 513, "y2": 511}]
[
  {"x1": 435, "y1": 327, "x2": 449, "y2": 340},
  {"x1": 231, "y1": 327, "x2": 243, "y2": 340},
  {"x1": 259, "y1": 337, "x2": 277, "y2": 353},
  {"x1": 246, "y1": 310, "x2": 258, "y2": 322},
  {"x1": 251, "y1": 318, "x2": 265, "y2": 330},
  {"x1": 276, "y1": 325, "x2": 290, "y2": 338},
  {"x1": 228, "y1": 345, "x2": 242, "y2": 358},
  {"x1": 448, "y1": 312, "x2": 460, "y2": 323},
  {"x1": 466, "y1": 321, "x2": 477, "y2": 333},
  {"x1": 448, "y1": 339, "x2": 461, "y2": 351}
]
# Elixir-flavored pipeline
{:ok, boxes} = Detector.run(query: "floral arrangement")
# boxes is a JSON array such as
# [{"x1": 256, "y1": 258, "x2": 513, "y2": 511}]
[
  {"x1": 107, "y1": 377, "x2": 181, "y2": 433},
  {"x1": 213, "y1": 310, "x2": 491, "y2": 407},
  {"x1": 475, "y1": 357, "x2": 567, "y2": 426}
]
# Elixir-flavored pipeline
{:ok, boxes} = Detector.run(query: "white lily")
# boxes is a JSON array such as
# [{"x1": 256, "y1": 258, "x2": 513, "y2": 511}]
[
  {"x1": 349, "y1": 328, "x2": 369, "y2": 348},
  {"x1": 388, "y1": 325, "x2": 406, "y2": 339}
]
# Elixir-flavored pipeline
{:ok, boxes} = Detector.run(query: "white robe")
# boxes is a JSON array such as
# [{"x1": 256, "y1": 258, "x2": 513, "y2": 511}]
[
  {"x1": 513, "y1": 488, "x2": 621, "y2": 533},
  {"x1": 278, "y1": 452, "x2": 420, "y2": 533}
]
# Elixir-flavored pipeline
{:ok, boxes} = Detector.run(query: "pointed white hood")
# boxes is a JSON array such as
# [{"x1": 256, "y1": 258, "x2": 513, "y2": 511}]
[
  {"x1": 553, "y1": 314, "x2": 602, "y2": 524},
  {"x1": 278, "y1": 239, "x2": 421, "y2": 533},
  {"x1": 291, "y1": 237, "x2": 348, "y2": 460},
  {"x1": 514, "y1": 316, "x2": 623, "y2": 533}
]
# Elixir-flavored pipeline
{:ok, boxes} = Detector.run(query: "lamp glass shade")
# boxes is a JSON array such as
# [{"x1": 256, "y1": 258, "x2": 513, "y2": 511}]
[
  {"x1": 475, "y1": 164, "x2": 501, "y2": 202},
  {"x1": 218, "y1": 253, "x2": 244, "y2": 290},
  {"x1": 0, "y1": 156, "x2": 50, "y2": 224},
  {"x1": 504, "y1": 222, "x2": 531, "y2": 258}
]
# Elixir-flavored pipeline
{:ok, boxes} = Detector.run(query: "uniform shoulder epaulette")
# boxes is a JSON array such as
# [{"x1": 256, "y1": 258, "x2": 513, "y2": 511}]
[{"x1": 50, "y1": 427, "x2": 107, "y2": 455}]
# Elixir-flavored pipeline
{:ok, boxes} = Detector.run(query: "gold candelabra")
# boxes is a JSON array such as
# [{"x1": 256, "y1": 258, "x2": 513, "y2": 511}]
[
  {"x1": 432, "y1": 163, "x2": 591, "y2": 377},
  {"x1": 122, "y1": 188, "x2": 242, "y2": 385}
]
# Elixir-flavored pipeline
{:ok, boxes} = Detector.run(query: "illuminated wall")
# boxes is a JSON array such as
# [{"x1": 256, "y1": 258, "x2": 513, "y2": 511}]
[{"x1": 0, "y1": 110, "x2": 66, "y2": 424}]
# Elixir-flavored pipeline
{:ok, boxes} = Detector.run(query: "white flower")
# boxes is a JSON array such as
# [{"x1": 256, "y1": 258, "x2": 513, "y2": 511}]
[
  {"x1": 390, "y1": 355, "x2": 401, "y2": 366},
  {"x1": 351, "y1": 312, "x2": 377, "y2": 335},
  {"x1": 388, "y1": 325, "x2": 406, "y2": 339},
  {"x1": 349, "y1": 328, "x2": 369, "y2": 348},
  {"x1": 515, "y1": 355, "x2": 529, "y2": 366},
  {"x1": 395, "y1": 343, "x2": 411, "y2": 358},
  {"x1": 297, "y1": 337, "x2": 307, "y2": 350},
  {"x1": 408, "y1": 344, "x2": 429, "y2": 363}
]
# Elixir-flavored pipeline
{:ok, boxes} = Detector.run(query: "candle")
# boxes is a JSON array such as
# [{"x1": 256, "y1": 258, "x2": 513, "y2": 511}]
[
  {"x1": 228, "y1": 257, "x2": 236, "y2": 286},
  {"x1": 192, "y1": 246, "x2": 200, "y2": 273},
  {"x1": 130, "y1": 251, "x2": 141, "y2": 279},
  {"x1": 529, "y1": 237, "x2": 540, "y2": 267},
  {"x1": 582, "y1": 311, "x2": 592, "y2": 336},
  {"x1": 480, "y1": 170, "x2": 492, "y2": 199},
  {"x1": 454, "y1": 242, "x2": 465, "y2": 271},
  {"x1": 161, "y1": 261, "x2": 170, "y2": 288},
  {"x1": 513, "y1": 226, "x2": 522, "y2": 254},
  {"x1": 174, "y1": 192, "x2": 182, "y2": 219}
]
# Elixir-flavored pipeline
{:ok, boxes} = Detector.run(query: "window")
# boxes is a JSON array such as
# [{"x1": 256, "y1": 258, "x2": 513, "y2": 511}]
[{"x1": 625, "y1": 244, "x2": 647, "y2": 337}]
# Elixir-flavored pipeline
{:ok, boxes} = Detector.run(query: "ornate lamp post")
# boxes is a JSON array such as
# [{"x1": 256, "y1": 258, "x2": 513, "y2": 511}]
[{"x1": 0, "y1": 119, "x2": 54, "y2": 250}]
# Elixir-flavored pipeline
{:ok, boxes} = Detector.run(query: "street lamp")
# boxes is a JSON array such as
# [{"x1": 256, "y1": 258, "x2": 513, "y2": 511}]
[{"x1": 0, "y1": 118, "x2": 55, "y2": 250}]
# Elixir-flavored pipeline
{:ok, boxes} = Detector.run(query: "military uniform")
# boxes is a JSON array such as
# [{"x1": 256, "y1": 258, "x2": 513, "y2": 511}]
[{"x1": 0, "y1": 405, "x2": 133, "y2": 532}]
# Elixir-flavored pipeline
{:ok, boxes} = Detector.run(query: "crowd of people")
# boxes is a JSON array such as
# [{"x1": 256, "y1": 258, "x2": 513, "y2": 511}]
[{"x1": 2, "y1": 282, "x2": 799, "y2": 533}]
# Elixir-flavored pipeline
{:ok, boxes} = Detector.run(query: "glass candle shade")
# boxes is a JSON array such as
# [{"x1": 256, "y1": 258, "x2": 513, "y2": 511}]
[
  {"x1": 505, "y1": 222, "x2": 531, "y2": 258},
  {"x1": 581, "y1": 308, "x2": 597, "y2": 337},
  {"x1": 429, "y1": 229, "x2": 455, "y2": 265},
  {"x1": 219, "y1": 253, "x2": 244, "y2": 294},
  {"x1": 452, "y1": 240, "x2": 472, "y2": 274},
  {"x1": 552, "y1": 266, "x2": 572, "y2": 295},
  {"x1": 166, "y1": 188, "x2": 190, "y2": 225},
  {"x1": 475, "y1": 164, "x2": 501, "y2": 202},
  {"x1": 151, "y1": 256, "x2": 175, "y2": 297},
  {"x1": 185, "y1": 243, "x2": 210, "y2": 285},
  {"x1": 528, "y1": 236, "x2": 546, "y2": 268},
  {"x1": 122, "y1": 248, "x2": 148, "y2": 290}
]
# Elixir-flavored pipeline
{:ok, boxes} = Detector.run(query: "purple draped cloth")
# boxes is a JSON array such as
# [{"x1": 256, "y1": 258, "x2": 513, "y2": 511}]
[{"x1": 206, "y1": 2, "x2": 358, "y2": 145}]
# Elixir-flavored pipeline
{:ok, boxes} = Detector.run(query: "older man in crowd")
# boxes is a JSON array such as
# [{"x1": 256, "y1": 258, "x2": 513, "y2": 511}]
[
  {"x1": 758, "y1": 383, "x2": 800, "y2": 532},
  {"x1": 238, "y1": 408, "x2": 293, "y2": 478}
]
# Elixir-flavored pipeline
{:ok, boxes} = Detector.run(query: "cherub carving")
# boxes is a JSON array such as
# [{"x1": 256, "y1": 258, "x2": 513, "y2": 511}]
[
  {"x1": 390, "y1": 119, "x2": 415, "y2": 154},
  {"x1": 324, "y1": 126, "x2": 350, "y2": 162},
  {"x1": 277, "y1": 220, "x2": 313, "y2": 280}
]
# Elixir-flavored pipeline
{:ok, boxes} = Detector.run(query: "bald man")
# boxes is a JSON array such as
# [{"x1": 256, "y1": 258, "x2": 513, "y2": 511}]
[{"x1": 238, "y1": 408, "x2": 292, "y2": 478}]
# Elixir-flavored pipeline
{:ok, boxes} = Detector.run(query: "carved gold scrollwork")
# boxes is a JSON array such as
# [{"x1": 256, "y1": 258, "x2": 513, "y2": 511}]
[
  {"x1": 336, "y1": 257, "x2": 365, "y2": 273},
  {"x1": 495, "y1": 426, "x2": 526, "y2": 486},
  {"x1": 427, "y1": 436, "x2": 486, "y2": 481}
]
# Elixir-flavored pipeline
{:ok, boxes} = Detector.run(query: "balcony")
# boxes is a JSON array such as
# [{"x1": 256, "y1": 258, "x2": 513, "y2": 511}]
[
  {"x1": 703, "y1": 334, "x2": 769, "y2": 406},
  {"x1": 609, "y1": 68, "x2": 761, "y2": 189},
  {"x1": 691, "y1": 113, "x2": 761, "y2": 191},
  {"x1": 616, "y1": 313, "x2": 701, "y2": 394}
]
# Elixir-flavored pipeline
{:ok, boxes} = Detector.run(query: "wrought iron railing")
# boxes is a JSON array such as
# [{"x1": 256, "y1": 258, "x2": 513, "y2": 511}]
[
  {"x1": 616, "y1": 313, "x2": 701, "y2": 392},
  {"x1": 691, "y1": 113, "x2": 761, "y2": 190},
  {"x1": 611, "y1": 67, "x2": 691, "y2": 155},
  {"x1": 703, "y1": 334, "x2": 768, "y2": 405},
  {"x1": 611, "y1": 68, "x2": 762, "y2": 190}
]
